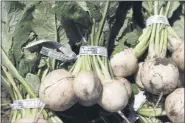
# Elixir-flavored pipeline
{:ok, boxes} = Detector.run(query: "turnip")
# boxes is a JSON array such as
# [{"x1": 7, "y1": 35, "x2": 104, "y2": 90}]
[
  {"x1": 172, "y1": 42, "x2": 184, "y2": 72},
  {"x1": 168, "y1": 36, "x2": 184, "y2": 72},
  {"x1": 98, "y1": 79, "x2": 129, "y2": 112},
  {"x1": 165, "y1": 88, "x2": 184, "y2": 123},
  {"x1": 167, "y1": 36, "x2": 183, "y2": 52},
  {"x1": 135, "y1": 62, "x2": 144, "y2": 89},
  {"x1": 140, "y1": 57, "x2": 179, "y2": 95},
  {"x1": 14, "y1": 117, "x2": 49, "y2": 123},
  {"x1": 120, "y1": 78, "x2": 132, "y2": 98},
  {"x1": 39, "y1": 69, "x2": 77, "y2": 111},
  {"x1": 110, "y1": 48, "x2": 138, "y2": 77},
  {"x1": 73, "y1": 70, "x2": 102, "y2": 106}
]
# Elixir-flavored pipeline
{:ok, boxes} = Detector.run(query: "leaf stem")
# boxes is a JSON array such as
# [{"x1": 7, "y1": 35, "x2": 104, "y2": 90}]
[{"x1": 95, "y1": 1, "x2": 110, "y2": 45}]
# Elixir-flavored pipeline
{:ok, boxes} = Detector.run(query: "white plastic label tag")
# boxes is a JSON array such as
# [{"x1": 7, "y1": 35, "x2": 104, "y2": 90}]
[
  {"x1": 24, "y1": 39, "x2": 77, "y2": 60},
  {"x1": 23, "y1": 99, "x2": 45, "y2": 109},
  {"x1": 11, "y1": 99, "x2": 45, "y2": 109},
  {"x1": 133, "y1": 91, "x2": 146, "y2": 111},
  {"x1": 58, "y1": 45, "x2": 77, "y2": 59},
  {"x1": 40, "y1": 47, "x2": 76, "y2": 62},
  {"x1": 11, "y1": 100, "x2": 24, "y2": 109},
  {"x1": 146, "y1": 15, "x2": 169, "y2": 26},
  {"x1": 79, "y1": 46, "x2": 108, "y2": 57}
]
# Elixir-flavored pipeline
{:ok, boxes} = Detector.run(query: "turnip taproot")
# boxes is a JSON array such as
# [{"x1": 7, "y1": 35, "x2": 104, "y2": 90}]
[
  {"x1": 165, "y1": 88, "x2": 184, "y2": 123},
  {"x1": 110, "y1": 48, "x2": 138, "y2": 77},
  {"x1": 135, "y1": 62, "x2": 144, "y2": 89},
  {"x1": 98, "y1": 80, "x2": 129, "y2": 112},
  {"x1": 14, "y1": 117, "x2": 49, "y2": 123},
  {"x1": 39, "y1": 69, "x2": 77, "y2": 111},
  {"x1": 73, "y1": 71, "x2": 102, "y2": 106},
  {"x1": 140, "y1": 57, "x2": 179, "y2": 95}
]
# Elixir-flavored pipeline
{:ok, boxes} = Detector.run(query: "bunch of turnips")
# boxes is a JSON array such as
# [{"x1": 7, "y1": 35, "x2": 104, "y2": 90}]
[
  {"x1": 1, "y1": 1, "x2": 184, "y2": 123},
  {"x1": 39, "y1": 1, "x2": 184, "y2": 123},
  {"x1": 39, "y1": 2, "x2": 132, "y2": 115}
]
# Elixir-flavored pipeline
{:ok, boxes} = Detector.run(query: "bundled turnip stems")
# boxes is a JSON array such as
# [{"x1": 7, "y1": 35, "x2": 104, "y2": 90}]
[
  {"x1": 110, "y1": 1, "x2": 184, "y2": 121},
  {"x1": 39, "y1": 1, "x2": 132, "y2": 123},
  {"x1": 1, "y1": 48, "x2": 63, "y2": 123}
]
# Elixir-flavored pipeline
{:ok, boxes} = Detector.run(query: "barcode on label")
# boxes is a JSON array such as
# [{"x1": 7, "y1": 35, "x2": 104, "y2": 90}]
[
  {"x1": 11, "y1": 100, "x2": 24, "y2": 109},
  {"x1": 79, "y1": 46, "x2": 108, "y2": 57},
  {"x1": 11, "y1": 99, "x2": 45, "y2": 109},
  {"x1": 146, "y1": 15, "x2": 169, "y2": 26}
]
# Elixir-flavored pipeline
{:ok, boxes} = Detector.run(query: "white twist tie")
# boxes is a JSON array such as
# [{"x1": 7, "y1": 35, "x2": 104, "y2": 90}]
[{"x1": 146, "y1": 15, "x2": 169, "y2": 26}]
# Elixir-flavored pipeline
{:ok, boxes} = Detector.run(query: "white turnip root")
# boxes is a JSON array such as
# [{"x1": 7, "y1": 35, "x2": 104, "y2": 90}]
[
  {"x1": 140, "y1": 57, "x2": 179, "y2": 95},
  {"x1": 14, "y1": 117, "x2": 49, "y2": 123},
  {"x1": 135, "y1": 62, "x2": 144, "y2": 89},
  {"x1": 39, "y1": 69, "x2": 77, "y2": 111},
  {"x1": 73, "y1": 71, "x2": 102, "y2": 106},
  {"x1": 172, "y1": 42, "x2": 184, "y2": 72},
  {"x1": 165, "y1": 88, "x2": 184, "y2": 123},
  {"x1": 168, "y1": 36, "x2": 184, "y2": 72},
  {"x1": 167, "y1": 36, "x2": 183, "y2": 52},
  {"x1": 98, "y1": 80, "x2": 129, "y2": 112},
  {"x1": 110, "y1": 48, "x2": 138, "y2": 77},
  {"x1": 120, "y1": 78, "x2": 132, "y2": 98}
]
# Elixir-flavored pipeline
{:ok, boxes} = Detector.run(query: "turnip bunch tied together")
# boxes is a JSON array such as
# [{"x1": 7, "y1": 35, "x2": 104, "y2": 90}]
[
  {"x1": 111, "y1": 1, "x2": 182, "y2": 120},
  {"x1": 135, "y1": 1, "x2": 181, "y2": 119},
  {"x1": 1, "y1": 49, "x2": 63, "y2": 123},
  {"x1": 70, "y1": 2, "x2": 132, "y2": 122}
]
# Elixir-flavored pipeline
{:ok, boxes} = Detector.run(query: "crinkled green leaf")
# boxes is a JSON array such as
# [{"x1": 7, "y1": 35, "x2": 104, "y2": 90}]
[
  {"x1": 173, "y1": 15, "x2": 184, "y2": 40},
  {"x1": 113, "y1": 29, "x2": 140, "y2": 55},
  {"x1": 25, "y1": 73, "x2": 41, "y2": 96},
  {"x1": 86, "y1": 1, "x2": 102, "y2": 22},
  {"x1": 76, "y1": 2, "x2": 89, "y2": 12},
  {"x1": 12, "y1": 21, "x2": 34, "y2": 65},
  {"x1": 54, "y1": 1, "x2": 90, "y2": 28},
  {"x1": 167, "y1": 2, "x2": 180, "y2": 18},
  {"x1": 58, "y1": 26, "x2": 71, "y2": 47},
  {"x1": 139, "y1": 115, "x2": 162, "y2": 123},
  {"x1": 32, "y1": 2, "x2": 71, "y2": 46},
  {"x1": 126, "y1": 29, "x2": 140, "y2": 47},
  {"x1": 116, "y1": 7, "x2": 133, "y2": 40},
  {"x1": 53, "y1": 1, "x2": 91, "y2": 46},
  {"x1": 38, "y1": 58, "x2": 47, "y2": 68},
  {"x1": 107, "y1": 2, "x2": 119, "y2": 18},
  {"x1": 18, "y1": 50, "x2": 38, "y2": 76},
  {"x1": 18, "y1": 58, "x2": 31, "y2": 76},
  {"x1": 32, "y1": 2, "x2": 58, "y2": 40},
  {"x1": 112, "y1": 36, "x2": 128, "y2": 55},
  {"x1": 1, "y1": 1, "x2": 36, "y2": 64},
  {"x1": 1, "y1": 22, "x2": 12, "y2": 56},
  {"x1": 24, "y1": 49, "x2": 38, "y2": 62},
  {"x1": 138, "y1": 107, "x2": 166, "y2": 117}
]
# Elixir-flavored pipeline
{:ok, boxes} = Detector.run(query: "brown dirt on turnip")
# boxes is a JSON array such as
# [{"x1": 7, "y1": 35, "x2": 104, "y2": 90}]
[
  {"x1": 169, "y1": 109, "x2": 178, "y2": 116},
  {"x1": 154, "y1": 57, "x2": 176, "y2": 66}
]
